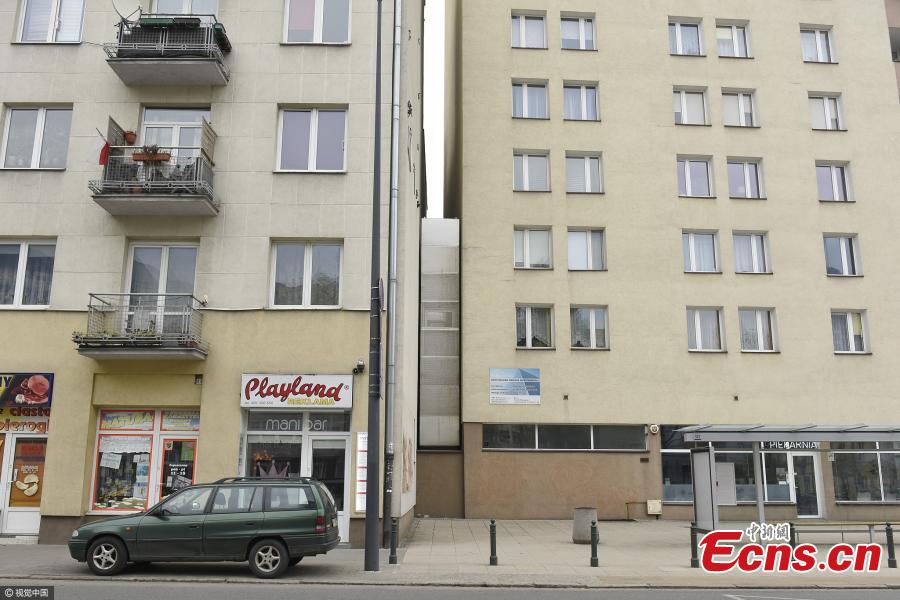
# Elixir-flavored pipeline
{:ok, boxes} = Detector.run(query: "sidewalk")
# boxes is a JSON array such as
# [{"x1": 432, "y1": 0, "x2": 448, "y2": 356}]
[{"x1": 0, "y1": 519, "x2": 897, "y2": 589}]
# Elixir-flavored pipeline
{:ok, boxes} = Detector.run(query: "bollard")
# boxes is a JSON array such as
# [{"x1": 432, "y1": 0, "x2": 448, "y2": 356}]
[
  {"x1": 489, "y1": 519, "x2": 498, "y2": 566},
  {"x1": 690, "y1": 522, "x2": 700, "y2": 569},
  {"x1": 389, "y1": 517, "x2": 398, "y2": 565},
  {"x1": 590, "y1": 520, "x2": 599, "y2": 567},
  {"x1": 887, "y1": 523, "x2": 897, "y2": 569},
  {"x1": 789, "y1": 522, "x2": 797, "y2": 549}
]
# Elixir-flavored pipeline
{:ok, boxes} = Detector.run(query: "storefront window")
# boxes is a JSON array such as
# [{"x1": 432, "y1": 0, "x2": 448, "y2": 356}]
[
  {"x1": 482, "y1": 424, "x2": 535, "y2": 449},
  {"x1": 537, "y1": 425, "x2": 591, "y2": 450},
  {"x1": 94, "y1": 435, "x2": 152, "y2": 510},
  {"x1": 882, "y1": 454, "x2": 900, "y2": 501},
  {"x1": 662, "y1": 452, "x2": 693, "y2": 502},
  {"x1": 716, "y1": 453, "x2": 757, "y2": 502},
  {"x1": 246, "y1": 434, "x2": 303, "y2": 478},
  {"x1": 160, "y1": 439, "x2": 197, "y2": 499},
  {"x1": 833, "y1": 453, "x2": 883, "y2": 501},
  {"x1": 764, "y1": 452, "x2": 791, "y2": 502}
]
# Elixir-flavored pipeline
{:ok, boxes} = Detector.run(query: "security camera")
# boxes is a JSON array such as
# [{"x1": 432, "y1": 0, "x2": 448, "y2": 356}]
[{"x1": 352, "y1": 359, "x2": 366, "y2": 375}]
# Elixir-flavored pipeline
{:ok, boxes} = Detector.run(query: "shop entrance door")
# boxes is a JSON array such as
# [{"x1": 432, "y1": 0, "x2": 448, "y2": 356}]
[
  {"x1": 792, "y1": 453, "x2": 821, "y2": 518},
  {"x1": 1, "y1": 435, "x2": 47, "y2": 535},
  {"x1": 302, "y1": 437, "x2": 349, "y2": 542}
]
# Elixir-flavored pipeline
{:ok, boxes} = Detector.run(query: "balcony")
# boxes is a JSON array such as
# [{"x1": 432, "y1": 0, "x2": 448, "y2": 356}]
[
  {"x1": 89, "y1": 145, "x2": 219, "y2": 216},
  {"x1": 104, "y1": 15, "x2": 232, "y2": 86},
  {"x1": 73, "y1": 294, "x2": 209, "y2": 360}
]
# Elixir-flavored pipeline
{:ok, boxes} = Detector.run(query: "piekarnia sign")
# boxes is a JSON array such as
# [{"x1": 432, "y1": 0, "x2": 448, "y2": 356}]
[{"x1": 241, "y1": 374, "x2": 353, "y2": 410}]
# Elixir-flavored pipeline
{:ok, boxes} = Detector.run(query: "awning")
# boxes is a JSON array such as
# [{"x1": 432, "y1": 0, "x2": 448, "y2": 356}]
[{"x1": 678, "y1": 424, "x2": 900, "y2": 443}]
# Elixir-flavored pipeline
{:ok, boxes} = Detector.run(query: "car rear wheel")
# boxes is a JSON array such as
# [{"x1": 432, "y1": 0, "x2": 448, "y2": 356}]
[
  {"x1": 288, "y1": 556, "x2": 303, "y2": 566},
  {"x1": 87, "y1": 537, "x2": 128, "y2": 576},
  {"x1": 249, "y1": 539, "x2": 289, "y2": 579}
]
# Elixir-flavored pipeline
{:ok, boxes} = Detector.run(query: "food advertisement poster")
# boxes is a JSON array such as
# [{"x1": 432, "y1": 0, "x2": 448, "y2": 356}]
[
  {"x1": 0, "y1": 373, "x2": 53, "y2": 435},
  {"x1": 9, "y1": 439, "x2": 47, "y2": 508}
]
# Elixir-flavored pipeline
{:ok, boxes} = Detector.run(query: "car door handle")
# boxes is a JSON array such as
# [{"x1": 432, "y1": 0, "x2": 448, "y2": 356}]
[
  {"x1": 189, "y1": 525, "x2": 200, "y2": 529},
  {"x1": 245, "y1": 522, "x2": 256, "y2": 526}
]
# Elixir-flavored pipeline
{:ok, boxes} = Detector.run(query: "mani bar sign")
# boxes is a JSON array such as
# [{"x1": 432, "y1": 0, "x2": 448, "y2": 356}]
[{"x1": 241, "y1": 374, "x2": 353, "y2": 410}]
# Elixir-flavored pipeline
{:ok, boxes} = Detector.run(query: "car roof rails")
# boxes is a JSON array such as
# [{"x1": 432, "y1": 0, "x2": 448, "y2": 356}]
[{"x1": 212, "y1": 476, "x2": 313, "y2": 484}]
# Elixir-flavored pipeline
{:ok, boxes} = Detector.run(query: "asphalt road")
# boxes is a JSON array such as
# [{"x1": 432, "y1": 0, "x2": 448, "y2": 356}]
[{"x1": 0, "y1": 582, "x2": 896, "y2": 600}]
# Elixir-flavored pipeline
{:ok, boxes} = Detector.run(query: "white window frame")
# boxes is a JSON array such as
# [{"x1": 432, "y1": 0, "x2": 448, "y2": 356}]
[
  {"x1": 560, "y1": 15, "x2": 594, "y2": 50},
  {"x1": 0, "y1": 106, "x2": 72, "y2": 170},
  {"x1": 727, "y1": 159, "x2": 763, "y2": 199},
  {"x1": 565, "y1": 154, "x2": 603, "y2": 193},
  {"x1": 722, "y1": 91, "x2": 756, "y2": 127},
  {"x1": 716, "y1": 23, "x2": 750, "y2": 58},
  {"x1": 563, "y1": 84, "x2": 598, "y2": 121},
  {"x1": 154, "y1": 0, "x2": 218, "y2": 14},
  {"x1": 677, "y1": 157, "x2": 714, "y2": 197},
  {"x1": 0, "y1": 240, "x2": 55, "y2": 309},
  {"x1": 511, "y1": 12, "x2": 546, "y2": 49},
  {"x1": 824, "y1": 235, "x2": 860, "y2": 277},
  {"x1": 282, "y1": 0, "x2": 352, "y2": 44},
  {"x1": 514, "y1": 227, "x2": 552, "y2": 270},
  {"x1": 567, "y1": 228, "x2": 605, "y2": 271},
  {"x1": 269, "y1": 241, "x2": 344, "y2": 309},
  {"x1": 816, "y1": 162, "x2": 851, "y2": 202},
  {"x1": 682, "y1": 231, "x2": 720, "y2": 273},
  {"x1": 831, "y1": 310, "x2": 868, "y2": 354},
  {"x1": 125, "y1": 242, "x2": 199, "y2": 296},
  {"x1": 669, "y1": 20, "x2": 703, "y2": 56},
  {"x1": 514, "y1": 151, "x2": 550, "y2": 191},
  {"x1": 570, "y1": 306, "x2": 609, "y2": 350},
  {"x1": 516, "y1": 305, "x2": 554, "y2": 349},
  {"x1": 733, "y1": 232, "x2": 769, "y2": 274},
  {"x1": 276, "y1": 108, "x2": 348, "y2": 173},
  {"x1": 801, "y1": 28, "x2": 834, "y2": 63},
  {"x1": 17, "y1": 0, "x2": 85, "y2": 43},
  {"x1": 512, "y1": 81, "x2": 548, "y2": 119},
  {"x1": 739, "y1": 308, "x2": 776, "y2": 352},
  {"x1": 809, "y1": 94, "x2": 843, "y2": 130},
  {"x1": 687, "y1": 307, "x2": 725, "y2": 352},
  {"x1": 673, "y1": 88, "x2": 708, "y2": 125}
]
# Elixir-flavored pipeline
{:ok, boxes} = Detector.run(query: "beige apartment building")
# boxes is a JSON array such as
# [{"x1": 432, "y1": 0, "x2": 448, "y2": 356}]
[
  {"x1": 420, "y1": 0, "x2": 900, "y2": 523},
  {"x1": 0, "y1": 0, "x2": 424, "y2": 545}
]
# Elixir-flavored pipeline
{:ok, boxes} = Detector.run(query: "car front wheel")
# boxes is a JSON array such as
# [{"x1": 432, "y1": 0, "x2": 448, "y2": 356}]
[
  {"x1": 87, "y1": 537, "x2": 128, "y2": 576},
  {"x1": 249, "y1": 539, "x2": 289, "y2": 579}
]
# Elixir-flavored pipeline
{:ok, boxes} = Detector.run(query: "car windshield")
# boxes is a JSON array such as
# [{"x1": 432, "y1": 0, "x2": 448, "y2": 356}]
[{"x1": 159, "y1": 487, "x2": 212, "y2": 516}]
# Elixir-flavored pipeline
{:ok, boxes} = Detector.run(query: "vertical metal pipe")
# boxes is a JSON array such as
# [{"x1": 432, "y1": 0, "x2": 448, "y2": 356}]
[
  {"x1": 590, "y1": 520, "x2": 599, "y2": 567},
  {"x1": 389, "y1": 517, "x2": 399, "y2": 564},
  {"x1": 382, "y1": 0, "x2": 403, "y2": 549},
  {"x1": 489, "y1": 519, "x2": 498, "y2": 566},
  {"x1": 364, "y1": 0, "x2": 384, "y2": 573},
  {"x1": 752, "y1": 441, "x2": 765, "y2": 525}
]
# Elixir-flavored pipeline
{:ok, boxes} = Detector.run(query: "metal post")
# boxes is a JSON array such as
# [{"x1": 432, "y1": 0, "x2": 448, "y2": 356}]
[
  {"x1": 364, "y1": 0, "x2": 384, "y2": 574},
  {"x1": 489, "y1": 519, "x2": 498, "y2": 566},
  {"x1": 752, "y1": 442, "x2": 765, "y2": 526},
  {"x1": 389, "y1": 517, "x2": 398, "y2": 564},
  {"x1": 789, "y1": 522, "x2": 797, "y2": 549},
  {"x1": 590, "y1": 520, "x2": 599, "y2": 567},
  {"x1": 690, "y1": 522, "x2": 700, "y2": 568},
  {"x1": 887, "y1": 523, "x2": 897, "y2": 569}
]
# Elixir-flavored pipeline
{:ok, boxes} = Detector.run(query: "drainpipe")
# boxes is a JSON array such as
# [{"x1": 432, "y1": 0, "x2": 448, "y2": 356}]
[{"x1": 382, "y1": 0, "x2": 403, "y2": 548}]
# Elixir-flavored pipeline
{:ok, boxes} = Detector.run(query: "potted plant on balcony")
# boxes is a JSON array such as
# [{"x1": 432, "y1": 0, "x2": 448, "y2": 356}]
[
  {"x1": 133, "y1": 144, "x2": 171, "y2": 162},
  {"x1": 123, "y1": 130, "x2": 138, "y2": 145}
]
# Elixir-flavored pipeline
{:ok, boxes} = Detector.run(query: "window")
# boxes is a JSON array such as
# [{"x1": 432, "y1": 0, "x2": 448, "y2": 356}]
[
  {"x1": 824, "y1": 235, "x2": 859, "y2": 276},
  {"x1": 816, "y1": 163, "x2": 851, "y2": 202},
  {"x1": 560, "y1": 16, "x2": 594, "y2": 50},
  {"x1": 0, "y1": 241, "x2": 55, "y2": 307},
  {"x1": 832, "y1": 442, "x2": 900, "y2": 502},
  {"x1": 516, "y1": 305, "x2": 553, "y2": 348},
  {"x1": 567, "y1": 229, "x2": 604, "y2": 271},
  {"x1": 673, "y1": 89, "x2": 707, "y2": 125},
  {"x1": 483, "y1": 424, "x2": 536, "y2": 449},
  {"x1": 155, "y1": 0, "x2": 218, "y2": 15},
  {"x1": 513, "y1": 152, "x2": 550, "y2": 191},
  {"x1": 733, "y1": 233, "x2": 768, "y2": 274},
  {"x1": 669, "y1": 20, "x2": 702, "y2": 56},
  {"x1": 687, "y1": 308, "x2": 724, "y2": 351},
  {"x1": 18, "y1": 0, "x2": 84, "y2": 42},
  {"x1": 727, "y1": 160, "x2": 762, "y2": 198},
  {"x1": 141, "y1": 107, "x2": 210, "y2": 164},
  {"x1": 211, "y1": 486, "x2": 259, "y2": 514},
  {"x1": 483, "y1": 424, "x2": 646, "y2": 451},
  {"x1": 2, "y1": 107, "x2": 72, "y2": 169},
  {"x1": 722, "y1": 91, "x2": 756, "y2": 127},
  {"x1": 716, "y1": 24, "x2": 749, "y2": 58},
  {"x1": 511, "y1": 13, "x2": 546, "y2": 49},
  {"x1": 570, "y1": 306, "x2": 608, "y2": 349},
  {"x1": 267, "y1": 486, "x2": 317, "y2": 510},
  {"x1": 563, "y1": 84, "x2": 598, "y2": 121},
  {"x1": 160, "y1": 487, "x2": 212, "y2": 516},
  {"x1": 593, "y1": 426, "x2": 646, "y2": 451},
  {"x1": 512, "y1": 82, "x2": 548, "y2": 119},
  {"x1": 272, "y1": 242, "x2": 341, "y2": 307},
  {"x1": 277, "y1": 108, "x2": 346, "y2": 171},
  {"x1": 809, "y1": 95, "x2": 843, "y2": 130},
  {"x1": 801, "y1": 28, "x2": 834, "y2": 63},
  {"x1": 661, "y1": 425, "x2": 695, "y2": 501},
  {"x1": 831, "y1": 311, "x2": 867, "y2": 353},
  {"x1": 739, "y1": 308, "x2": 775, "y2": 352},
  {"x1": 682, "y1": 232, "x2": 718, "y2": 273},
  {"x1": 284, "y1": 0, "x2": 351, "y2": 44},
  {"x1": 513, "y1": 228, "x2": 552, "y2": 269},
  {"x1": 565, "y1": 154, "x2": 602, "y2": 193},
  {"x1": 677, "y1": 158, "x2": 713, "y2": 197}
]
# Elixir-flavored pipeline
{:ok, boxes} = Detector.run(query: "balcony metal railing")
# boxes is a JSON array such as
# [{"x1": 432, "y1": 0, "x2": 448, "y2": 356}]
[
  {"x1": 73, "y1": 294, "x2": 209, "y2": 355},
  {"x1": 88, "y1": 146, "x2": 217, "y2": 203},
  {"x1": 104, "y1": 14, "x2": 231, "y2": 76}
]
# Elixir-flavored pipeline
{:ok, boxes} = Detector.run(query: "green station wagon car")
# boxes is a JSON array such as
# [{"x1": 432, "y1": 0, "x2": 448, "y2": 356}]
[{"x1": 68, "y1": 477, "x2": 340, "y2": 578}]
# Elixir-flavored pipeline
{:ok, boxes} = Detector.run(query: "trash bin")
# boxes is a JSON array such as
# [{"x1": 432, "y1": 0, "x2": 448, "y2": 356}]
[{"x1": 572, "y1": 507, "x2": 598, "y2": 544}]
